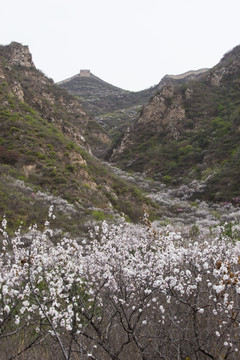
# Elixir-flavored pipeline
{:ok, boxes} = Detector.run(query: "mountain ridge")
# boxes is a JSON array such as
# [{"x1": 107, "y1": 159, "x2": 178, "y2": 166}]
[{"x1": 58, "y1": 70, "x2": 125, "y2": 91}]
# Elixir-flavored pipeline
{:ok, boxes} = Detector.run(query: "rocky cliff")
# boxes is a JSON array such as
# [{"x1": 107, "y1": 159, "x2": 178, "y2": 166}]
[{"x1": 0, "y1": 41, "x2": 35, "y2": 68}]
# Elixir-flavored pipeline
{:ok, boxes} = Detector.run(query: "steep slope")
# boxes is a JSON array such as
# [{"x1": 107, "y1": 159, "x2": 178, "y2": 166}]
[
  {"x1": 110, "y1": 45, "x2": 240, "y2": 202},
  {"x1": 0, "y1": 42, "x2": 156, "y2": 233}
]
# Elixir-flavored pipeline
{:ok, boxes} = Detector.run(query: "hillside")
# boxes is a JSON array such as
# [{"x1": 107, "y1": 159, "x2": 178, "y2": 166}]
[
  {"x1": 58, "y1": 71, "x2": 155, "y2": 148},
  {"x1": 0, "y1": 42, "x2": 156, "y2": 233},
  {"x1": 110, "y1": 45, "x2": 240, "y2": 202}
]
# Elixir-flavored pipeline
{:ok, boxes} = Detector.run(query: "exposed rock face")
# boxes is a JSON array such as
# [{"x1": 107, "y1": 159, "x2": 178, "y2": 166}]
[
  {"x1": 111, "y1": 86, "x2": 186, "y2": 160},
  {"x1": 0, "y1": 64, "x2": 5, "y2": 79},
  {"x1": 209, "y1": 45, "x2": 240, "y2": 87},
  {"x1": 23, "y1": 164, "x2": 37, "y2": 177},
  {"x1": 185, "y1": 88, "x2": 193, "y2": 99},
  {"x1": 210, "y1": 67, "x2": 227, "y2": 86},
  {"x1": 11, "y1": 82, "x2": 24, "y2": 101},
  {"x1": 1, "y1": 42, "x2": 35, "y2": 68},
  {"x1": 138, "y1": 86, "x2": 185, "y2": 134}
]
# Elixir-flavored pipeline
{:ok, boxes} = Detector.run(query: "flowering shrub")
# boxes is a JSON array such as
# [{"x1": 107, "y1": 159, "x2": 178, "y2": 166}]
[{"x1": 0, "y1": 210, "x2": 240, "y2": 359}]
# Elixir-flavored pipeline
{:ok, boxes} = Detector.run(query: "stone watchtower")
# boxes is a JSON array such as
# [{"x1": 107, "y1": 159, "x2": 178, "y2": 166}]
[{"x1": 80, "y1": 69, "x2": 91, "y2": 77}]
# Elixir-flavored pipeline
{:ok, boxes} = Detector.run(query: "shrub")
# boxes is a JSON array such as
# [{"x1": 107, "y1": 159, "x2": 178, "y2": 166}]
[
  {"x1": 162, "y1": 174, "x2": 172, "y2": 184},
  {"x1": 65, "y1": 164, "x2": 75, "y2": 173},
  {"x1": 0, "y1": 145, "x2": 20, "y2": 165}
]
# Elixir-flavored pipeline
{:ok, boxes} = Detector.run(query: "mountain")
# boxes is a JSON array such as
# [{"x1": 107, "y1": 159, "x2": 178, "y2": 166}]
[
  {"x1": 58, "y1": 69, "x2": 208, "y2": 152},
  {"x1": 0, "y1": 42, "x2": 156, "y2": 233},
  {"x1": 57, "y1": 70, "x2": 154, "y2": 149},
  {"x1": 58, "y1": 70, "x2": 148, "y2": 115},
  {"x1": 110, "y1": 45, "x2": 240, "y2": 202}
]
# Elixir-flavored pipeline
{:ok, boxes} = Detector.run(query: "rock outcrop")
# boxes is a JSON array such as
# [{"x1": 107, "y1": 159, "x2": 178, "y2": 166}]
[{"x1": 0, "y1": 42, "x2": 35, "y2": 68}]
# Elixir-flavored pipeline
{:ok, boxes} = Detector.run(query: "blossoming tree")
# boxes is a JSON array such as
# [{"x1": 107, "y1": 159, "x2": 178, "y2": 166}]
[{"x1": 0, "y1": 210, "x2": 239, "y2": 359}]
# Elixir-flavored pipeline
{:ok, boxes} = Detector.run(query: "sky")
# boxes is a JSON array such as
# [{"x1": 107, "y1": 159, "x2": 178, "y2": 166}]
[{"x1": 1, "y1": 0, "x2": 240, "y2": 91}]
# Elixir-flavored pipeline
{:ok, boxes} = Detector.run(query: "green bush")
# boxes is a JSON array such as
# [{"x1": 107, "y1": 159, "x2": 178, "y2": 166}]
[
  {"x1": 65, "y1": 164, "x2": 75, "y2": 173},
  {"x1": 162, "y1": 175, "x2": 172, "y2": 184}
]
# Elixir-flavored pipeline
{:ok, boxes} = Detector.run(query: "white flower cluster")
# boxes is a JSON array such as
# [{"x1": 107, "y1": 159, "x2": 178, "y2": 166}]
[{"x1": 0, "y1": 213, "x2": 239, "y2": 359}]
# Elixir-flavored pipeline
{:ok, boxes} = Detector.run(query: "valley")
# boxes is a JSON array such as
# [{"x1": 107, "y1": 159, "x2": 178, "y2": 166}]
[
  {"x1": 106, "y1": 162, "x2": 240, "y2": 234},
  {"x1": 0, "y1": 42, "x2": 240, "y2": 360}
]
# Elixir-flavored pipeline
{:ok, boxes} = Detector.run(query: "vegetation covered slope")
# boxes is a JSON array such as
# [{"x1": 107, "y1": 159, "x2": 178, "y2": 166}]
[
  {"x1": 58, "y1": 72, "x2": 152, "y2": 115},
  {"x1": 58, "y1": 70, "x2": 208, "y2": 153},
  {"x1": 58, "y1": 72, "x2": 157, "y2": 149},
  {"x1": 0, "y1": 42, "x2": 156, "y2": 232},
  {"x1": 110, "y1": 45, "x2": 240, "y2": 202}
]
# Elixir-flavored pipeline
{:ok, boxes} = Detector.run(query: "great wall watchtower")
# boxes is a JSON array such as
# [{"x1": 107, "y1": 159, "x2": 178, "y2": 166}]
[
  {"x1": 56, "y1": 69, "x2": 91, "y2": 85},
  {"x1": 80, "y1": 69, "x2": 91, "y2": 77}
]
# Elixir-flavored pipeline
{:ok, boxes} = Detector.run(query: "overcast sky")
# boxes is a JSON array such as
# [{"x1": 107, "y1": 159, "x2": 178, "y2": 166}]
[{"x1": 1, "y1": 0, "x2": 240, "y2": 91}]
